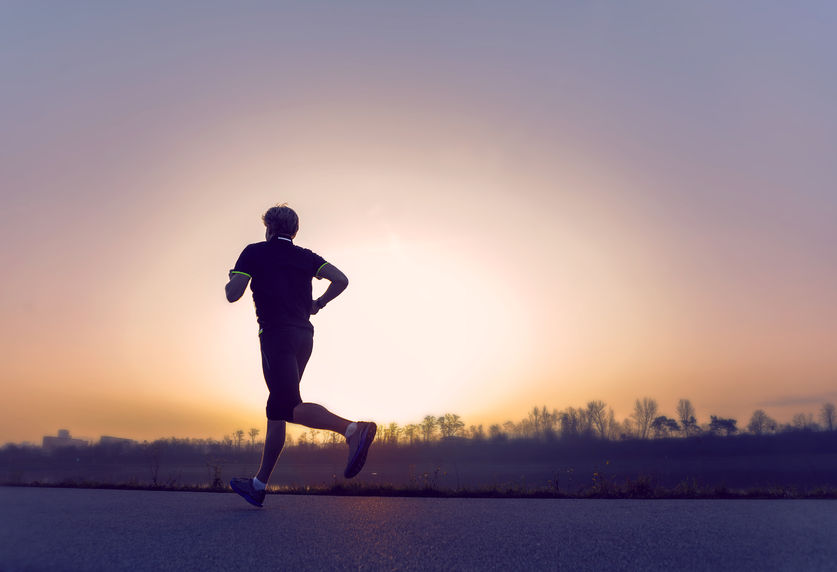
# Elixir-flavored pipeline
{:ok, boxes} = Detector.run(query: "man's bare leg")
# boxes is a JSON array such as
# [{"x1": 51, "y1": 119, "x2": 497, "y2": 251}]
[
  {"x1": 255, "y1": 419, "x2": 286, "y2": 484},
  {"x1": 292, "y1": 402, "x2": 374, "y2": 478},
  {"x1": 292, "y1": 402, "x2": 352, "y2": 435},
  {"x1": 255, "y1": 405, "x2": 351, "y2": 485}
]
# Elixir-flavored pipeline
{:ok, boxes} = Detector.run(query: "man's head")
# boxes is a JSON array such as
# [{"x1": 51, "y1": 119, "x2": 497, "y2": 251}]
[{"x1": 262, "y1": 204, "x2": 299, "y2": 241}]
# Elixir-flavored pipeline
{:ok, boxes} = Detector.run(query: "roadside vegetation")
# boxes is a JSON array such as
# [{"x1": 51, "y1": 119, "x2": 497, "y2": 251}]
[{"x1": 2, "y1": 399, "x2": 835, "y2": 499}]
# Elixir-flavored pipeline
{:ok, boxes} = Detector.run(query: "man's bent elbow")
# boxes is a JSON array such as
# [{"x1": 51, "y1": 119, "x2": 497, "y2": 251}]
[{"x1": 225, "y1": 286, "x2": 243, "y2": 303}]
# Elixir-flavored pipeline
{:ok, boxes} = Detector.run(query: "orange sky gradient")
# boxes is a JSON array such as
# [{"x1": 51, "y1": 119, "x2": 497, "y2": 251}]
[{"x1": 2, "y1": 2, "x2": 836, "y2": 444}]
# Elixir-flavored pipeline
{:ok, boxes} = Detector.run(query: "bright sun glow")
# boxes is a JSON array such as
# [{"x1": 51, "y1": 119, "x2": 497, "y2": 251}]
[{"x1": 3, "y1": 3, "x2": 837, "y2": 444}]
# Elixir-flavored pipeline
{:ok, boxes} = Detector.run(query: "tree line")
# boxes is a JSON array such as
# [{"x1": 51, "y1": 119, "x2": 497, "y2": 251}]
[
  {"x1": 274, "y1": 399, "x2": 837, "y2": 448},
  {"x1": 4, "y1": 400, "x2": 834, "y2": 455}
]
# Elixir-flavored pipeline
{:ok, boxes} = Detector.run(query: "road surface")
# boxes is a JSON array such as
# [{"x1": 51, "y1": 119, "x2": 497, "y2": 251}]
[{"x1": 1, "y1": 487, "x2": 834, "y2": 570}]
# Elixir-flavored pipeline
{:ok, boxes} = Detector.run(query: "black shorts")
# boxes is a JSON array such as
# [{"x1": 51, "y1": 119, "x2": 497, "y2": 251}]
[{"x1": 259, "y1": 327, "x2": 313, "y2": 421}]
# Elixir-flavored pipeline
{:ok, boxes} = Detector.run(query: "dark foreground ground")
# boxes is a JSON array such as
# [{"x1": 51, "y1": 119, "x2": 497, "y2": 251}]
[
  {"x1": 6, "y1": 432, "x2": 836, "y2": 494},
  {"x1": 1, "y1": 487, "x2": 835, "y2": 571}
]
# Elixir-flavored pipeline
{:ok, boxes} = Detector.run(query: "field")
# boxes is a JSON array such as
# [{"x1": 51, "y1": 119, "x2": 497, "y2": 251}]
[{"x1": 3, "y1": 431, "x2": 837, "y2": 497}]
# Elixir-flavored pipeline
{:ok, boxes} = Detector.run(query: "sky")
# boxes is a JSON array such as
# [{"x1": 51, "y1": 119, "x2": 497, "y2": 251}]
[{"x1": 2, "y1": 1, "x2": 836, "y2": 444}]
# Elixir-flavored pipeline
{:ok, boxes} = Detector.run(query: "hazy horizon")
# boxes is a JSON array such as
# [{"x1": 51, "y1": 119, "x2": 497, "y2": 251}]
[
  {"x1": 13, "y1": 396, "x2": 835, "y2": 447},
  {"x1": 2, "y1": 2, "x2": 836, "y2": 444}
]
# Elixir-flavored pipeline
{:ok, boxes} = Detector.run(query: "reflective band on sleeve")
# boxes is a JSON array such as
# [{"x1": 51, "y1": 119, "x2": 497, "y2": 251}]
[
  {"x1": 230, "y1": 271, "x2": 252, "y2": 279},
  {"x1": 316, "y1": 262, "x2": 329, "y2": 277}
]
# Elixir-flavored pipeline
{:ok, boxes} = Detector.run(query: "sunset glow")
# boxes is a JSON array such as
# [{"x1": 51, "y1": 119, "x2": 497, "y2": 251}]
[{"x1": 2, "y1": 2, "x2": 836, "y2": 444}]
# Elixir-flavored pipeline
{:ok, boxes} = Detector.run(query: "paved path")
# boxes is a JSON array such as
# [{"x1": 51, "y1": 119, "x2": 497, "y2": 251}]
[{"x1": 1, "y1": 487, "x2": 834, "y2": 570}]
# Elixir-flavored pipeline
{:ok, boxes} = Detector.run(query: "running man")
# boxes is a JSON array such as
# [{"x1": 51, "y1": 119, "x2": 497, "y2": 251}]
[{"x1": 225, "y1": 204, "x2": 376, "y2": 508}]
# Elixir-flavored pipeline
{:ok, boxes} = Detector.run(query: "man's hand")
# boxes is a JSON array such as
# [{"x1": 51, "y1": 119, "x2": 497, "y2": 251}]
[
  {"x1": 309, "y1": 264, "x2": 347, "y2": 316},
  {"x1": 310, "y1": 298, "x2": 323, "y2": 315}
]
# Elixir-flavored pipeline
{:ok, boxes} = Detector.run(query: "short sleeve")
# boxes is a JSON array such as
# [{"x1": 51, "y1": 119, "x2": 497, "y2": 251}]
[
  {"x1": 312, "y1": 251, "x2": 328, "y2": 279},
  {"x1": 232, "y1": 245, "x2": 257, "y2": 279}
]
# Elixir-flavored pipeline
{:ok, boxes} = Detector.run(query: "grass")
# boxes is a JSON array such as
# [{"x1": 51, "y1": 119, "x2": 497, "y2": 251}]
[{"x1": 4, "y1": 478, "x2": 837, "y2": 500}]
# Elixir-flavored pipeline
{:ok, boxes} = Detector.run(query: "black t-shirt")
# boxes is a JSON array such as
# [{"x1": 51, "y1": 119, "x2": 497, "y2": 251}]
[{"x1": 232, "y1": 237, "x2": 328, "y2": 332}]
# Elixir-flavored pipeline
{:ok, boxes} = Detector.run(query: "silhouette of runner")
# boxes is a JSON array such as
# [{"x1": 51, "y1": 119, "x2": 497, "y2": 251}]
[{"x1": 226, "y1": 204, "x2": 376, "y2": 507}]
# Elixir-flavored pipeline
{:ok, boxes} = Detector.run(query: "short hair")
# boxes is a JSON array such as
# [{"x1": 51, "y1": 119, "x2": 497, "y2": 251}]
[{"x1": 262, "y1": 204, "x2": 299, "y2": 238}]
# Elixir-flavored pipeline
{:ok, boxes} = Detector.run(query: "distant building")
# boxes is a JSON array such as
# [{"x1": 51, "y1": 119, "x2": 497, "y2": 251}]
[
  {"x1": 99, "y1": 435, "x2": 136, "y2": 446},
  {"x1": 42, "y1": 429, "x2": 88, "y2": 451}
]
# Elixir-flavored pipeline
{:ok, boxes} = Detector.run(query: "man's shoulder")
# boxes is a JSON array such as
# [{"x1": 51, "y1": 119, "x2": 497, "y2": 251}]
[
  {"x1": 291, "y1": 244, "x2": 317, "y2": 256},
  {"x1": 241, "y1": 241, "x2": 269, "y2": 253},
  {"x1": 246, "y1": 240, "x2": 323, "y2": 262}
]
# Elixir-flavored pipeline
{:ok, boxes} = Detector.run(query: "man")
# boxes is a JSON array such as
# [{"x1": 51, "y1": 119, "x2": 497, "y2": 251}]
[{"x1": 225, "y1": 204, "x2": 376, "y2": 508}]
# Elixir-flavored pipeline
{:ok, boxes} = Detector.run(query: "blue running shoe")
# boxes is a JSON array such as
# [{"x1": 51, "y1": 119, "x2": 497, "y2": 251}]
[
  {"x1": 230, "y1": 477, "x2": 265, "y2": 508},
  {"x1": 344, "y1": 422, "x2": 377, "y2": 478}
]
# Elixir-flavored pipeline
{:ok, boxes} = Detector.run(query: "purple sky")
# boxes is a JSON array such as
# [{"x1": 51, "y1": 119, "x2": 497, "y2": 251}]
[{"x1": 2, "y1": 2, "x2": 836, "y2": 442}]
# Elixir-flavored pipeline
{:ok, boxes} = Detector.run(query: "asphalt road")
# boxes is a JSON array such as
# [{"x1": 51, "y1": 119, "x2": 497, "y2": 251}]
[{"x1": 1, "y1": 487, "x2": 834, "y2": 571}]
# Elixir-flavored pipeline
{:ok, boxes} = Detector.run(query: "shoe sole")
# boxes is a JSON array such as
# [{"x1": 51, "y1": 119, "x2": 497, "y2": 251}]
[
  {"x1": 344, "y1": 422, "x2": 377, "y2": 479},
  {"x1": 229, "y1": 479, "x2": 264, "y2": 508}
]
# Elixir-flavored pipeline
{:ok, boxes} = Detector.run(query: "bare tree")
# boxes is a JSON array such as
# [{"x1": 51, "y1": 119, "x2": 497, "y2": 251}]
[
  {"x1": 747, "y1": 410, "x2": 777, "y2": 435},
  {"x1": 525, "y1": 406, "x2": 557, "y2": 438},
  {"x1": 791, "y1": 413, "x2": 818, "y2": 431},
  {"x1": 621, "y1": 419, "x2": 635, "y2": 439},
  {"x1": 404, "y1": 424, "x2": 419, "y2": 445},
  {"x1": 518, "y1": 418, "x2": 535, "y2": 438},
  {"x1": 308, "y1": 429, "x2": 321, "y2": 445},
  {"x1": 438, "y1": 413, "x2": 465, "y2": 438},
  {"x1": 468, "y1": 424, "x2": 485, "y2": 440},
  {"x1": 632, "y1": 398, "x2": 658, "y2": 439},
  {"x1": 502, "y1": 421, "x2": 516, "y2": 438},
  {"x1": 819, "y1": 402, "x2": 835, "y2": 431},
  {"x1": 560, "y1": 407, "x2": 592, "y2": 437},
  {"x1": 528, "y1": 406, "x2": 543, "y2": 438},
  {"x1": 489, "y1": 424, "x2": 505, "y2": 440},
  {"x1": 233, "y1": 429, "x2": 245, "y2": 451},
  {"x1": 587, "y1": 400, "x2": 608, "y2": 438},
  {"x1": 559, "y1": 407, "x2": 580, "y2": 437},
  {"x1": 379, "y1": 424, "x2": 392, "y2": 443},
  {"x1": 248, "y1": 428, "x2": 260, "y2": 448},
  {"x1": 599, "y1": 408, "x2": 616, "y2": 439},
  {"x1": 451, "y1": 414, "x2": 465, "y2": 438},
  {"x1": 421, "y1": 415, "x2": 437, "y2": 442},
  {"x1": 542, "y1": 407, "x2": 559, "y2": 438},
  {"x1": 386, "y1": 422, "x2": 401, "y2": 445},
  {"x1": 676, "y1": 399, "x2": 699, "y2": 436},
  {"x1": 605, "y1": 410, "x2": 624, "y2": 440}
]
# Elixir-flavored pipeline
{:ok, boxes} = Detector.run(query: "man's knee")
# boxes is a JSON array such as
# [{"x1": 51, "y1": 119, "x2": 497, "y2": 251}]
[{"x1": 266, "y1": 396, "x2": 299, "y2": 422}]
